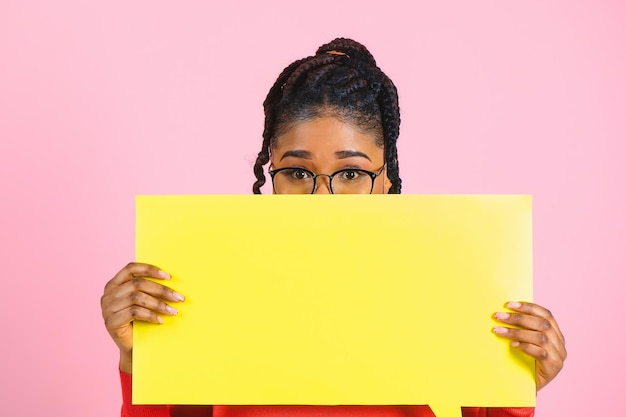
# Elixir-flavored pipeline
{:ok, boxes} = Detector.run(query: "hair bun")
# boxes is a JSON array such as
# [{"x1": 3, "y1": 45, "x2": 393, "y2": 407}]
[{"x1": 316, "y1": 37, "x2": 377, "y2": 67}]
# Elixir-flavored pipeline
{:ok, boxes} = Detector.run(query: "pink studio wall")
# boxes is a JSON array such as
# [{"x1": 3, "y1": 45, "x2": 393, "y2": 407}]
[{"x1": 1, "y1": 1, "x2": 624, "y2": 416}]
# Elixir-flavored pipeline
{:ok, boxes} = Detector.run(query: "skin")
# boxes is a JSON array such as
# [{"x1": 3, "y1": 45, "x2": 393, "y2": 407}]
[
  {"x1": 269, "y1": 117, "x2": 391, "y2": 194},
  {"x1": 101, "y1": 116, "x2": 566, "y2": 390},
  {"x1": 493, "y1": 302, "x2": 567, "y2": 391},
  {"x1": 101, "y1": 262, "x2": 184, "y2": 373}
]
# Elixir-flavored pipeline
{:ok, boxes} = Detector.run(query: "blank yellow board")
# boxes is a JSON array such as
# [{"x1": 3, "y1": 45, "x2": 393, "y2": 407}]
[{"x1": 134, "y1": 195, "x2": 535, "y2": 417}]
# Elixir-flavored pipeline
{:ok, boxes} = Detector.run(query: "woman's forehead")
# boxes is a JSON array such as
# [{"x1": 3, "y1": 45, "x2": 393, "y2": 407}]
[{"x1": 273, "y1": 117, "x2": 382, "y2": 157}]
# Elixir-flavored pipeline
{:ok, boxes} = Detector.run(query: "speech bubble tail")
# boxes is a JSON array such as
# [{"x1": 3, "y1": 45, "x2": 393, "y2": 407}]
[{"x1": 430, "y1": 404, "x2": 462, "y2": 417}]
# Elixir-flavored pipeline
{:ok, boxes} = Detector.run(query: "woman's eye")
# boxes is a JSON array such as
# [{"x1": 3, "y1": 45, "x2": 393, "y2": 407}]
[
  {"x1": 286, "y1": 169, "x2": 310, "y2": 180},
  {"x1": 339, "y1": 170, "x2": 361, "y2": 181}
]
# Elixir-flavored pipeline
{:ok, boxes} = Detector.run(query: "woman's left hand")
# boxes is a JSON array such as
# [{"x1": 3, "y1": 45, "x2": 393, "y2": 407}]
[{"x1": 493, "y1": 302, "x2": 567, "y2": 391}]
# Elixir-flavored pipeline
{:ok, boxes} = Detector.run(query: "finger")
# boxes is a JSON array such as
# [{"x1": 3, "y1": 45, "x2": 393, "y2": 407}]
[
  {"x1": 514, "y1": 341, "x2": 565, "y2": 388},
  {"x1": 122, "y1": 277, "x2": 184, "y2": 301},
  {"x1": 493, "y1": 326, "x2": 551, "y2": 349},
  {"x1": 103, "y1": 289, "x2": 180, "y2": 318},
  {"x1": 105, "y1": 262, "x2": 171, "y2": 290},
  {"x1": 493, "y1": 311, "x2": 553, "y2": 333},
  {"x1": 505, "y1": 301, "x2": 552, "y2": 319},
  {"x1": 512, "y1": 339, "x2": 549, "y2": 361},
  {"x1": 504, "y1": 301, "x2": 565, "y2": 346},
  {"x1": 493, "y1": 326, "x2": 563, "y2": 367},
  {"x1": 105, "y1": 305, "x2": 165, "y2": 331},
  {"x1": 101, "y1": 277, "x2": 185, "y2": 323},
  {"x1": 102, "y1": 278, "x2": 184, "y2": 314}
]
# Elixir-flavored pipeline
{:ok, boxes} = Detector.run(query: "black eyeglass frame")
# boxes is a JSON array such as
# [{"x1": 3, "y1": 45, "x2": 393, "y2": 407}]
[{"x1": 268, "y1": 166, "x2": 386, "y2": 194}]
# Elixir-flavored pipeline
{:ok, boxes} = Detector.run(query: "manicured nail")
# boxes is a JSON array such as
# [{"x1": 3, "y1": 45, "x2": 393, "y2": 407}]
[
  {"x1": 507, "y1": 301, "x2": 522, "y2": 309},
  {"x1": 158, "y1": 270, "x2": 171, "y2": 280},
  {"x1": 166, "y1": 305, "x2": 178, "y2": 315},
  {"x1": 511, "y1": 341, "x2": 520, "y2": 347},
  {"x1": 494, "y1": 312, "x2": 510, "y2": 320},
  {"x1": 173, "y1": 292, "x2": 185, "y2": 302},
  {"x1": 157, "y1": 316, "x2": 164, "y2": 324},
  {"x1": 493, "y1": 326, "x2": 509, "y2": 334}
]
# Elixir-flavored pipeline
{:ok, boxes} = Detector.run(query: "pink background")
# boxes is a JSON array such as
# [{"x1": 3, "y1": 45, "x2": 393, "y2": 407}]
[{"x1": 1, "y1": 1, "x2": 624, "y2": 416}]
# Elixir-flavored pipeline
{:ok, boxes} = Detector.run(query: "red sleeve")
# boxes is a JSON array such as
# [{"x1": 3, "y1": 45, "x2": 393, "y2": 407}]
[
  {"x1": 486, "y1": 408, "x2": 534, "y2": 417},
  {"x1": 461, "y1": 407, "x2": 534, "y2": 417},
  {"x1": 119, "y1": 368, "x2": 171, "y2": 417}
]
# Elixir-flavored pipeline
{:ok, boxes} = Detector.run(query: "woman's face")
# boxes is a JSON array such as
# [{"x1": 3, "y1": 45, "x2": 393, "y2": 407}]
[{"x1": 270, "y1": 117, "x2": 390, "y2": 194}]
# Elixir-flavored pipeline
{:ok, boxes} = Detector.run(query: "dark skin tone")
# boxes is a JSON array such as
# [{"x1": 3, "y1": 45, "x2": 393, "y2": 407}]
[
  {"x1": 101, "y1": 116, "x2": 566, "y2": 389},
  {"x1": 101, "y1": 262, "x2": 183, "y2": 373}
]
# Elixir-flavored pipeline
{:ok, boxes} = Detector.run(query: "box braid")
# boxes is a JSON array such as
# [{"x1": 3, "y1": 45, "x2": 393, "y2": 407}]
[{"x1": 252, "y1": 38, "x2": 402, "y2": 194}]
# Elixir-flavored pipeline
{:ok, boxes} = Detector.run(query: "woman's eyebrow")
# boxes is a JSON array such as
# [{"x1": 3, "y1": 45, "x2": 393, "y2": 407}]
[
  {"x1": 279, "y1": 150, "x2": 312, "y2": 161},
  {"x1": 334, "y1": 150, "x2": 372, "y2": 161}
]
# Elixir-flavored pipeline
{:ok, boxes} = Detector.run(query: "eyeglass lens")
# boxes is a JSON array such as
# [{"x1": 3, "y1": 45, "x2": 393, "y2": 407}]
[{"x1": 272, "y1": 168, "x2": 374, "y2": 194}]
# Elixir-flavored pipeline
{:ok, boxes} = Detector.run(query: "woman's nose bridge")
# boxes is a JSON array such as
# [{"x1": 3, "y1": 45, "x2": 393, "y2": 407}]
[{"x1": 314, "y1": 174, "x2": 332, "y2": 194}]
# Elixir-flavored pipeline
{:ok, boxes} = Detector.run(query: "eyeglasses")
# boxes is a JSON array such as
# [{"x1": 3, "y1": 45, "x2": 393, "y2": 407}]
[{"x1": 268, "y1": 166, "x2": 385, "y2": 194}]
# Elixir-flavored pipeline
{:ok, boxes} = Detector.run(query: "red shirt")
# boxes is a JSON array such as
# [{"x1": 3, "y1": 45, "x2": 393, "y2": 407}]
[{"x1": 119, "y1": 370, "x2": 534, "y2": 417}]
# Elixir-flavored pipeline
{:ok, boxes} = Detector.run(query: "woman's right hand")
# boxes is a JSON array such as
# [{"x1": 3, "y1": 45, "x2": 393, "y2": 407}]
[{"x1": 100, "y1": 262, "x2": 185, "y2": 373}]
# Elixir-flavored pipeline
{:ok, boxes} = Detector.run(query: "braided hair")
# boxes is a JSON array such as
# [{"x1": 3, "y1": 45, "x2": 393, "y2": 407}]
[{"x1": 252, "y1": 37, "x2": 402, "y2": 194}]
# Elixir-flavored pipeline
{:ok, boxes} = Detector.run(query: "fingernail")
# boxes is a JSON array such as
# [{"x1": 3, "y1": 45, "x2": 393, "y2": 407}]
[
  {"x1": 166, "y1": 305, "x2": 178, "y2": 315},
  {"x1": 173, "y1": 292, "x2": 185, "y2": 302},
  {"x1": 159, "y1": 270, "x2": 171, "y2": 280},
  {"x1": 507, "y1": 301, "x2": 522, "y2": 309},
  {"x1": 494, "y1": 312, "x2": 510, "y2": 320},
  {"x1": 511, "y1": 341, "x2": 520, "y2": 347},
  {"x1": 493, "y1": 326, "x2": 509, "y2": 334},
  {"x1": 157, "y1": 316, "x2": 164, "y2": 324}
]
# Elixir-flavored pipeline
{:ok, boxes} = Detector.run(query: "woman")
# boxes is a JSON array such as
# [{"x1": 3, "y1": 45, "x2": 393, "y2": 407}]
[{"x1": 101, "y1": 38, "x2": 566, "y2": 417}]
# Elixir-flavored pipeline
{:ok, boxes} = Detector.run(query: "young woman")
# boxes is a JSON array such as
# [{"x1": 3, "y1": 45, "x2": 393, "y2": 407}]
[{"x1": 101, "y1": 38, "x2": 566, "y2": 417}]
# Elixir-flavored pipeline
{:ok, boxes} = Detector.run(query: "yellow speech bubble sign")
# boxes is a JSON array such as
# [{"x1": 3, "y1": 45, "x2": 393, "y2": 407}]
[{"x1": 134, "y1": 195, "x2": 535, "y2": 417}]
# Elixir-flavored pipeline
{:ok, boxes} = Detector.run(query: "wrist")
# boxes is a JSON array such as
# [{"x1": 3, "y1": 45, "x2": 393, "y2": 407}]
[{"x1": 119, "y1": 350, "x2": 133, "y2": 374}]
